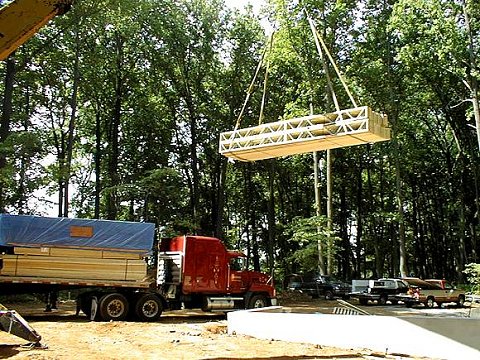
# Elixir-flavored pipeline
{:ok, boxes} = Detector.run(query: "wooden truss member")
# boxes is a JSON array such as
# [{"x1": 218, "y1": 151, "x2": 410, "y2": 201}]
[{"x1": 219, "y1": 13, "x2": 391, "y2": 162}]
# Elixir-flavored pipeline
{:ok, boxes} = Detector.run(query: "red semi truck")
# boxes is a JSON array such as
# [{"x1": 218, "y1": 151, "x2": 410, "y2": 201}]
[{"x1": 0, "y1": 215, "x2": 276, "y2": 322}]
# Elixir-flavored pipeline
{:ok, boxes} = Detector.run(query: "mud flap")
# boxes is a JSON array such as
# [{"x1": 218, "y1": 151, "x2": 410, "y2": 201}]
[{"x1": 0, "y1": 309, "x2": 42, "y2": 344}]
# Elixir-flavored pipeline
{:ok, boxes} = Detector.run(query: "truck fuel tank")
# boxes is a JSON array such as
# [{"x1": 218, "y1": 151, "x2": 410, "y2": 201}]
[{"x1": 203, "y1": 296, "x2": 243, "y2": 311}]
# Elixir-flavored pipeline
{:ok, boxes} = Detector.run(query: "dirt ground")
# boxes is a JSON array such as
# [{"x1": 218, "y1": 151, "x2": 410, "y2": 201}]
[{"x1": 0, "y1": 293, "x2": 436, "y2": 360}]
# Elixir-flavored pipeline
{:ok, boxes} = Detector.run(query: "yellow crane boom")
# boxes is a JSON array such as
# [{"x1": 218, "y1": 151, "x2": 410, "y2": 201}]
[{"x1": 0, "y1": 0, "x2": 73, "y2": 60}]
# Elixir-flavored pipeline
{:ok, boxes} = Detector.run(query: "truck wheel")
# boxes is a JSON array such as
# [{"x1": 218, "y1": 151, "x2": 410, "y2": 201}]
[
  {"x1": 425, "y1": 297, "x2": 435, "y2": 308},
  {"x1": 324, "y1": 291, "x2": 334, "y2": 300},
  {"x1": 99, "y1": 293, "x2": 129, "y2": 321},
  {"x1": 378, "y1": 294, "x2": 387, "y2": 306},
  {"x1": 134, "y1": 294, "x2": 163, "y2": 322},
  {"x1": 248, "y1": 294, "x2": 268, "y2": 309},
  {"x1": 457, "y1": 295, "x2": 465, "y2": 308},
  {"x1": 77, "y1": 292, "x2": 98, "y2": 318}
]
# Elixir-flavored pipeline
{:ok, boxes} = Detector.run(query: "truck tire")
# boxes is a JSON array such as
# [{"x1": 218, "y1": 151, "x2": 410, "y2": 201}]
[
  {"x1": 457, "y1": 295, "x2": 465, "y2": 308},
  {"x1": 134, "y1": 294, "x2": 163, "y2": 322},
  {"x1": 425, "y1": 296, "x2": 435, "y2": 308},
  {"x1": 77, "y1": 292, "x2": 99, "y2": 318},
  {"x1": 324, "y1": 290, "x2": 334, "y2": 300},
  {"x1": 99, "y1": 293, "x2": 129, "y2": 321},
  {"x1": 248, "y1": 294, "x2": 268, "y2": 309},
  {"x1": 359, "y1": 298, "x2": 368, "y2": 306},
  {"x1": 378, "y1": 294, "x2": 387, "y2": 305}
]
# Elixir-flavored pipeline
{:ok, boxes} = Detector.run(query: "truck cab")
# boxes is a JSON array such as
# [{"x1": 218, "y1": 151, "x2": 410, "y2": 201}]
[{"x1": 157, "y1": 235, "x2": 276, "y2": 311}]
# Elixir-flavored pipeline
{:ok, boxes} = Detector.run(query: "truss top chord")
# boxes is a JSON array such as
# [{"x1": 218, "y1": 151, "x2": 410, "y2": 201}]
[{"x1": 219, "y1": 106, "x2": 390, "y2": 162}]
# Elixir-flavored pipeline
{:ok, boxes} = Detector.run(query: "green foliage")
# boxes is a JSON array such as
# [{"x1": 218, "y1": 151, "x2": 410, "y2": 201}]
[
  {"x1": 464, "y1": 263, "x2": 480, "y2": 294},
  {"x1": 286, "y1": 215, "x2": 339, "y2": 273}
]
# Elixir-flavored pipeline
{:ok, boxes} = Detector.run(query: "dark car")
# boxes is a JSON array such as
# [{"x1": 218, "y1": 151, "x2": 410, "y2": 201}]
[{"x1": 285, "y1": 273, "x2": 351, "y2": 300}]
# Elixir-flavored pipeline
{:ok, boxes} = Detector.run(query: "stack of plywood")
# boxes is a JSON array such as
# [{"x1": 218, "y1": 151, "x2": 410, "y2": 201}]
[{"x1": 0, "y1": 246, "x2": 147, "y2": 282}]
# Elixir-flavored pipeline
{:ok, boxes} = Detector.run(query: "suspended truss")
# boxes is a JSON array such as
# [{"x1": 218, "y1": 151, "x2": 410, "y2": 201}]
[{"x1": 219, "y1": 106, "x2": 390, "y2": 162}]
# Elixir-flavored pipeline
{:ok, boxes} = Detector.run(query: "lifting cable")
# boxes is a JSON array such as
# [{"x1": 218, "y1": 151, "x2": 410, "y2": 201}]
[
  {"x1": 234, "y1": 11, "x2": 357, "y2": 130},
  {"x1": 305, "y1": 9, "x2": 358, "y2": 110},
  {"x1": 259, "y1": 32, "x2": 275, "y2": 125},
  {"x1": 234, "y1": 31, "x2": 275, "y2": 131}
]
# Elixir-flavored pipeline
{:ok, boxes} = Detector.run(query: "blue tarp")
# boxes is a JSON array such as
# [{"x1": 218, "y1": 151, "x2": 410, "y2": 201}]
[{"x1": 0, "y1": 215, "x2": 155, "y2": 252}]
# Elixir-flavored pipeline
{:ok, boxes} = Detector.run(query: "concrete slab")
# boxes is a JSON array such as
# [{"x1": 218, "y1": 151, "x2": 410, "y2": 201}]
[{"x1": 227, "y1": 307, "x2": 480, "y2": 360}]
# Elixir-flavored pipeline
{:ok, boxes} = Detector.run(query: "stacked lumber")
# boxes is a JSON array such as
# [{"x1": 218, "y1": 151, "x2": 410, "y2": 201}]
[
  {"x1": 0, "y1": 246, "x2": 147, "y2": 282},
  {"x1": 13, "y1": 246, "x2": 144, "y2": 260}
]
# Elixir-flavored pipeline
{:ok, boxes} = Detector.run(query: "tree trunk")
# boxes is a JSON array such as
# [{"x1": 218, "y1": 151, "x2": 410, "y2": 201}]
[
  {"x1": 214, "y1": 157, "x2": 227, "y2": 239},
  {"x1": 326, "y1": 149, "x2": 333, "y2": 275},
  {"x1": 354, "y1": 162, "x2": 363, "y2": 278},
  {"x1": 94, "y1": 106, "x2": 101, "y2": 219},
  {"x1": 393, "y1": 126, "x2": 408, "y2": 277},
  {"x1": 462, "y1": 0, "x2": 480, "y2": 152},
  {"x1": 62, "y1": 29, "x2": 80, "y2": 218},
  {"x1": 186, "y1": 96, "x2": 199, "y2": 224},
  {"x1": 106, "y1": 32, "x2": 124, "y2": 220},
  {"x1": 0, "y1": 54, "x2": 16, "y2": 211},
  {"x1": 267, "y1": 159, "x2": 276, "y2": 275},
  {"x1": 314, "y1": 151, "x2": 326, "y2": 275}
]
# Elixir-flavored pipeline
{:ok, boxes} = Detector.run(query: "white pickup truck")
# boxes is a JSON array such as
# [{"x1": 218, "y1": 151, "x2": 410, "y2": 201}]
[{"x1": 351, "y1": 278, "x2": 409, "y2": 305}]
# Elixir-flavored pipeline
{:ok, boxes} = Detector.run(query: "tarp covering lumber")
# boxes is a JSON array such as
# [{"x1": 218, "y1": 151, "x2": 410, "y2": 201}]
[{"x1": 0, "y1": 215, "x2": 155, "y2": 253}]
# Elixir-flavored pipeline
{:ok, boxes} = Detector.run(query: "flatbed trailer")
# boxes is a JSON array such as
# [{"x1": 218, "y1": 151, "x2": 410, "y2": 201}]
[{"x1": 0, "y1": 215, "x2": 276, "y2": 322}]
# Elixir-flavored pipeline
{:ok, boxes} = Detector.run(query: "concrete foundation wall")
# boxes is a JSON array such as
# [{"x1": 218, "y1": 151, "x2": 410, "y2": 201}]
[{"x1": 227, "y1": 307, "x2": 480, "y2": 360}]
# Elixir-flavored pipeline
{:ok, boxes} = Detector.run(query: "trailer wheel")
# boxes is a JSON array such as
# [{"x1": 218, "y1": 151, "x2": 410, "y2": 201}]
[
  {"x1": 134, "y1": 294, "x2": 163, "y2": 322},
  {"x1": 248, "y1": 294, "x2": 268, "y2": 309},
  {"x1": 99, "y1": 293, "x2": 129, "y2": 321}
]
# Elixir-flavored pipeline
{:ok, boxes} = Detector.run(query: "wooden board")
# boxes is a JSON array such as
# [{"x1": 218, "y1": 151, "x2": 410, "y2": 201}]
[
  {"x1": 13, "y1": 246, "x2": 145, "y2": 260},
  {"x1": 0, "y1": 254, "x2": 147, "y2": 282},
  {"x1": 219, "y1": 106, "x2": 390, "y2": 162}
]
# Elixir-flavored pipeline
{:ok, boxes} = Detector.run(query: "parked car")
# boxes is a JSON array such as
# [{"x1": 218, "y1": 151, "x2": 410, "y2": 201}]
[
  {"x1": 352, "y1": 278, "x2": 409, "y2": 305},
  {"x1": 285, "y1": 273, "x2": 351, "y2": 300},
  {"x1": 398, "y1": 277, "x2": 466, "y2": 308}
]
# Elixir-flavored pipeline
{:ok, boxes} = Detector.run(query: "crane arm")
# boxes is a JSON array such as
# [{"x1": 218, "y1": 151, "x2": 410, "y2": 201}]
[{"x1": 0, "y1": 0, "x2": 73, "y2": 60}]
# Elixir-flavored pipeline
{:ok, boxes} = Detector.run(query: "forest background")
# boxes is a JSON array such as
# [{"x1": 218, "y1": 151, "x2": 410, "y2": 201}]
[{"x1": 0, "y1": 0, "x2": 479, "y2": 285}]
